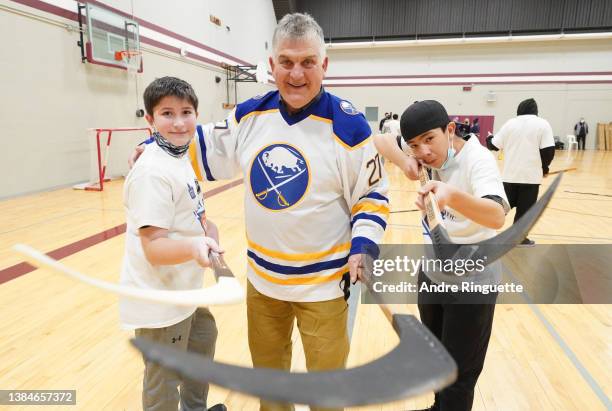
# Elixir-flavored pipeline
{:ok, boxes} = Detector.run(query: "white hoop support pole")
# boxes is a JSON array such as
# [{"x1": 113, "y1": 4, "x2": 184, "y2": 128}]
[
  {"x1": 99, "y1": 129, "x2": 112, "y2": 191},
  {"x1": 255, "y1": 61, "x2": 267, "y2": 83},
  {"x1": 13, "y1": 244, "x2": 244, "y2": 307}
]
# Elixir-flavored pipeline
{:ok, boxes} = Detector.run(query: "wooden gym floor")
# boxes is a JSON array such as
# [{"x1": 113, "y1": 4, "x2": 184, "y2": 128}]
[{"x1": 0, "y1": 149, "x2": 610, "y2": 410}]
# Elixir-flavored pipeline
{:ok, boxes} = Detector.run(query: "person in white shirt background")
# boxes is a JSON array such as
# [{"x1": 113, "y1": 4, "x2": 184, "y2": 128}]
[
  {"x1": 385, "y1": 113, "x2": 401, "y2": 137},
  {"x1": 487, "y1": 98, "x2": 555, "y2": 247}
]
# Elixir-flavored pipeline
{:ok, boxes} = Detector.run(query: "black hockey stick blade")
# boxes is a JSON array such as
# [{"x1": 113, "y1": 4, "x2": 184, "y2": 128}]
[
  {"x1": 426, "y1": 173, "x2": 562, "y2": 266},
  {"x1": 132, "y1": 314, "x2": 457, "y2": 408},
  {"x1": 451, "y1": 173, "x2": 563, "y2": 265}
]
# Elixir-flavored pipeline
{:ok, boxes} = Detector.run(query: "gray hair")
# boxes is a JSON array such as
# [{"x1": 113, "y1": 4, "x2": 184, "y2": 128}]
[{"x1": 272, "y1": 13, "x2": 326, "y2": 59}]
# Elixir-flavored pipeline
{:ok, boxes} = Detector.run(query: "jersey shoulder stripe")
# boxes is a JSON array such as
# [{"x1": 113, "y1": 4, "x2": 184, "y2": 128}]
[
  {"x1": 328, "y1": 93, "x2": 371, "y2": 149},
  {"x1": 196, "y1": 125, "x2": 215, "y2": 181},
  {"x1": 235, "y1": 90, "x2": 280, "y2": 124}
]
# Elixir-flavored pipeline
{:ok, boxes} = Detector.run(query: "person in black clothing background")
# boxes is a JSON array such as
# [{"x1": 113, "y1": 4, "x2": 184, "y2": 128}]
[
  {"x1": 574, "y1": 117, "x2": 588, "y2": 150},
  {"x1": 379, "y1": 112, "x2": 391, "y2": 132},
  {"x1": 470, "y1": 118, "x2": 480, "y2": 137}
]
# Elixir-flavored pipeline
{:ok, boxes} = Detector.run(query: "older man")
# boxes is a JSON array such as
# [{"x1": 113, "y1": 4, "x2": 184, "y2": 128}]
[{"x1": 134, "y1": 12, "x2": 388, "y2": 411}]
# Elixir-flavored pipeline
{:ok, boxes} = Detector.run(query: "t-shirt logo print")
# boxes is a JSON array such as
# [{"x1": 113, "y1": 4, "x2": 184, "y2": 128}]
[
  {"x1": 250, "y1": 144, "x2": 309, "y2": 210},
  {"x1": 187, "y1": 183, "x2": 196, "y2": 199}
]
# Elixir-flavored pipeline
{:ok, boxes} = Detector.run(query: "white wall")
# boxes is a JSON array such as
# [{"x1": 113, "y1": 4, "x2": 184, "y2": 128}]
[
  {"x1": 327, "y1": 40, "x2": 612, "y2": 76},
  {"x1": 324, "y1": 39, "x2": 612, "y2": 146},
  {"x1": 0, "y1": 0, "x2": 277, "y2": 198},
  {"x1": 3, "y1": 1, "x2": 611, "y2": 198},
  {"x1": 103, "y1": 0, "x2": 276, "y2": 66}
]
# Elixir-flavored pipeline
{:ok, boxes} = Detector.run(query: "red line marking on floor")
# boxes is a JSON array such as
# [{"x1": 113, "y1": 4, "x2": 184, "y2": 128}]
[{"x1": 0, "y1": 179, "x2": 243, "y2": 285}]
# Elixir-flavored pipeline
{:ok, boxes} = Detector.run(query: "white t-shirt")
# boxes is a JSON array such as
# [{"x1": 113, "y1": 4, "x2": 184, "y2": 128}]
[
  {"x1": 380, "y1": 119, "x2": 389, "y2": 133},
  {"x1": 491, "y1": 114, "x2": 555, "y2": 184},
  {"x1": 423, "y1": 136, "x2": 509, "y2": 286},
  {"x1": 386, "y1": 119, "x2": 401, "y2": 137},
  {"x1": 120, "y1": 142, "x2": 207, "y2": 329}
]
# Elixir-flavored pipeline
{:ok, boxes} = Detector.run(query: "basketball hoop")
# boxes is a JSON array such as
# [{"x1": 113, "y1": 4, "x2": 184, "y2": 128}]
[{"x1": 114, "y1": 50, "x2": 142, "y2": 73}]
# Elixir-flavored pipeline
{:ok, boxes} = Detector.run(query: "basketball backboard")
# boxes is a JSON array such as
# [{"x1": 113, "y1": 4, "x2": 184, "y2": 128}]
[{"x1": 80, "y1": 2, "x2": 142, "y2": 72}]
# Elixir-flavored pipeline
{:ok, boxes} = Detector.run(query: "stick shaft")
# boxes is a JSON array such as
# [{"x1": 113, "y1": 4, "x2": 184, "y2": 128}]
[
  {"x1": 419, "y1": 167, "x2": 443, "y2": 229},
  {"x1": 362, "y1": 167, "x2": 447, "y2": 320},
  {"x1": 210, "y1": 253, "x2": 234, "y2": 279},
  {"x1": 547, "y1": 167, "x2": 576, "y2": 175},
  {"x1": 360, "y1": 270, "x2": 397, "y2": 321}
]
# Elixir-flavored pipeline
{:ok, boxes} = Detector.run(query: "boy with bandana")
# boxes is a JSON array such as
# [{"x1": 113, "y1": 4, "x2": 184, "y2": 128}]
[{"x1": 120, "y1": 76, "x2": 225, "y2": 411}]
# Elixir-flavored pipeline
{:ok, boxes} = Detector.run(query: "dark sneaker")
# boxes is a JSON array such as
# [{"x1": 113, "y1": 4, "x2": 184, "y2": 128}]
[
  {"x1": 517, "y1": 238, "x2": 535, "y2": 247},
  {"x1": 208, "y1": 404, "x2": 227, "y2": 411}
]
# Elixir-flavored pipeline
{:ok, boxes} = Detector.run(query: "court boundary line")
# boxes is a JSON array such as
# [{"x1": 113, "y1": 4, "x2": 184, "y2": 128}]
[
  {"x1": 503, "y1": 264, "x2": 612, "y2": 409},
  {"x1": 0, "y1": 178, "x2": 243, "y2": 285},
  {"x1": 526, "y1": 304, "x2": 611, "y2": 408},
  {"x1": 0, "y1": 209, "x2": 91, "y2": 236}
]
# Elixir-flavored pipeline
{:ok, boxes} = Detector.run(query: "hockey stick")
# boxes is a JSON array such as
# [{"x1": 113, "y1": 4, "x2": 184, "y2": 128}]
[
  {"x1": 418, "y1": 167, "x2": 453, "y2": 247},
  {"x1": 546, "y1": 167, "x2": 576, "y2": 176},
  {"x1": 129, "y1": 169, "x2": 456, "y2": 408},
  {"x1": 12, "y1": 244, "x2": 244, "y2": 307},
  {"x1": 418, "y1": 167, "x2": 563, "y2": 264},
  {"x1": 129, "y1": 169, "x2": 459, "y2": 406},
  {"x1": 132, "y1": 286, "x2": 458, "y2": 408},
  {"x1": 389, "y1": 208, "x2": 419, "y2": 213},
  {"x1": 131, "y1": 173, "x2": 562, "y2": 407}
]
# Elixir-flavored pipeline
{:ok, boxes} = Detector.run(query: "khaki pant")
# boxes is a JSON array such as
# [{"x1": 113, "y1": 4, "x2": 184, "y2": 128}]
[
  {"x1": 247, "y1": 281, "x2": 349, "y2": 411},
  {"x1": 135, "y1": 307, "x2": 218, "y2": 411}
]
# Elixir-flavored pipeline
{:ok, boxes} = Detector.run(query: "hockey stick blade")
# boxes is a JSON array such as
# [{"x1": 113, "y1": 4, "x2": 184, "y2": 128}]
[
  {"x1": 453, "y1": 172, "x2": 563, "y2": 264},
  {"x1": 423, "y1": 174, "x2": 562, "y2": 266},
  {"x1": 13, "y1": 244, "x2": 244, "y2": 307},
  {"x1": 132, "y1": 314, "x2": 456, "y2": 408}
]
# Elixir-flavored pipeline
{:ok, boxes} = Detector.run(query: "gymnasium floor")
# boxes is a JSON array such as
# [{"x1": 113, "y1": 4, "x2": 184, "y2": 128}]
[{"x1": 0, "y1": 149, "x2": 610, "y2": 410}]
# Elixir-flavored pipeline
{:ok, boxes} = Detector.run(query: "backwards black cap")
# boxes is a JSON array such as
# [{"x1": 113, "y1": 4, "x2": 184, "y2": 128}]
[{"x1": 400, "y1": 100, "x2": 450, "y2": 142}]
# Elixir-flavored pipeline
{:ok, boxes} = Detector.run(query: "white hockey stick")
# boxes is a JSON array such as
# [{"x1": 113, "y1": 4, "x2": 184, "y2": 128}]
[{"x1": 13, "y1": 244, "x2": 244, "y2": 307}]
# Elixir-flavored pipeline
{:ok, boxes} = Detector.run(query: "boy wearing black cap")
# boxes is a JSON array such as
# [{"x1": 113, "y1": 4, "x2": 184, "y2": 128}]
[
  {"x1": 487, "y1": 98, "x2": 555, "y2": 247},
  {"x1": 374, "y1": 100, "x2": 509, "y2": 411}
]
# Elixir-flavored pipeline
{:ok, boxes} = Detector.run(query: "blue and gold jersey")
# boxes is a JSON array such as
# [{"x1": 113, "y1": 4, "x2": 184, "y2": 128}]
[{"x1": 191, "y1": 89, "x2": 389, "y2": 302}]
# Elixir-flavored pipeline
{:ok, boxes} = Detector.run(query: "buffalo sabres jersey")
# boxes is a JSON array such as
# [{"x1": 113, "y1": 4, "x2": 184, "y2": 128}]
[{"x1": 189, "y1": 89, "x2": 389, "y2": 302}]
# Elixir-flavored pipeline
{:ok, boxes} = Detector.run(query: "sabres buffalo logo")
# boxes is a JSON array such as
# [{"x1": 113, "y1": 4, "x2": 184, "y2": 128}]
[
  {"x1": 340, "y1": 100, "x2": 359, "y2": 115},
  {"x1": 250, "y1": 144, "x2": 310, "y2": 211}
]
